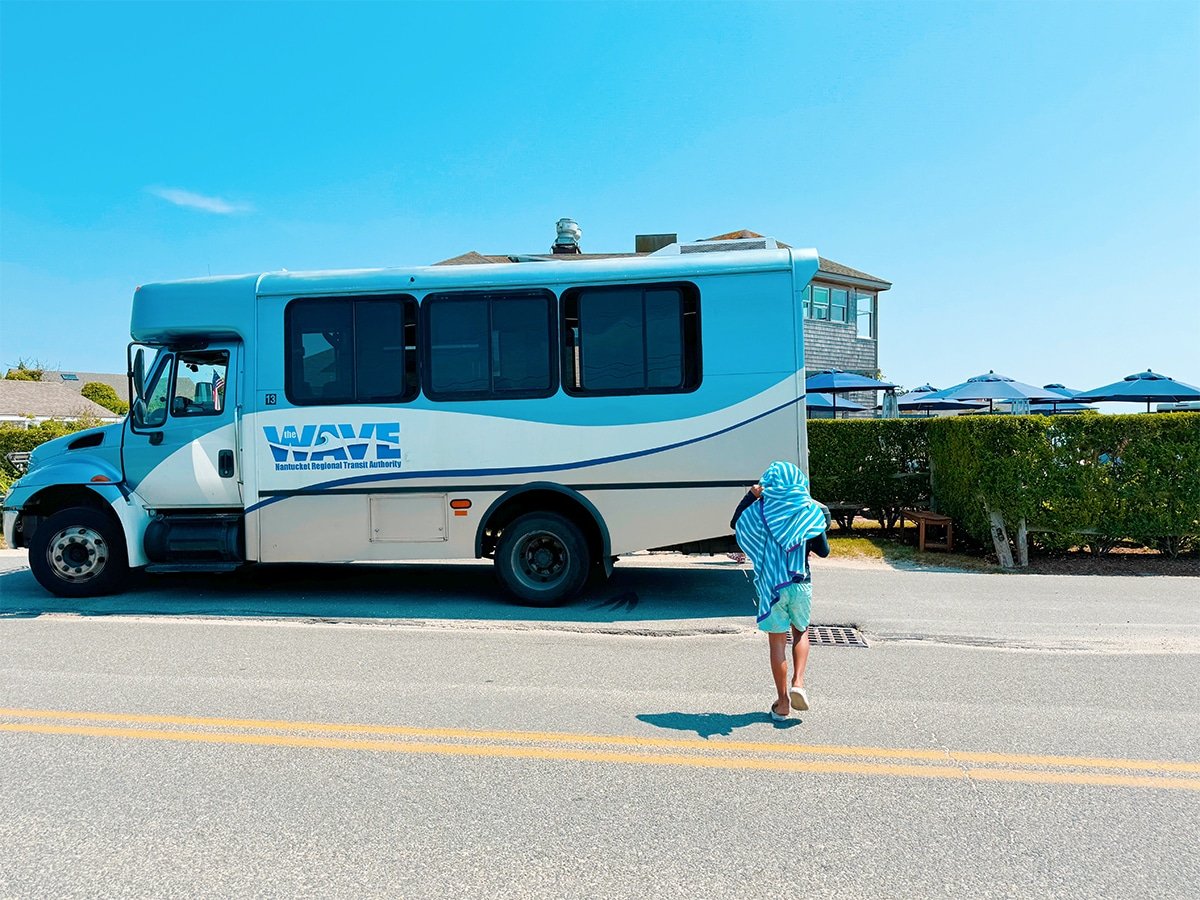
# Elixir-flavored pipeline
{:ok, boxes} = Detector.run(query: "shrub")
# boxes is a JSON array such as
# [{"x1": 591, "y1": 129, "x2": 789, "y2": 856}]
[
  {"x1": 808, "y1": 418, "x2": 931, "y2": 529},
  {"x1": 81, "y1": 381, "x2": 129, "y2": 415},
  {"x1": 807, "y1": 414, "x2": 1200, "y2": 559},
  {"x1": 4, "y1": 359, "x2": 45, "y2": 381},
  {"x1": 926, "y1": 413, "x2": 1200, "y2": 558},
  {"x1": 0, "y1": 417, "x2": 103, "y2": 494}
]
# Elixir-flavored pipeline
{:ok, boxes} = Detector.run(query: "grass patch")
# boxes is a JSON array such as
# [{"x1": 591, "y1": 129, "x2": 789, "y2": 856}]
[
  {"x1": 828, "y1": 531, "x2": 994, "y2": 571},
  {"x1": 826, "y1": 535, "x2": 886, "y2": 560}
]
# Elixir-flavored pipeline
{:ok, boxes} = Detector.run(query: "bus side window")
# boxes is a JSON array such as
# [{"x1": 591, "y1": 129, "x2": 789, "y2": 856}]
[
  {"x1": 171, "y1": 351, "x2": 229, "y2": 417},
  {"x1": 422, "y1": 290, "x2": 557, "y2": 401},
  {"x1": 285, "y1": 295, "x2": 418, "y2": 405},
  {"x1": 562, "y1": 282, "x2": 700, "y2": 396}
]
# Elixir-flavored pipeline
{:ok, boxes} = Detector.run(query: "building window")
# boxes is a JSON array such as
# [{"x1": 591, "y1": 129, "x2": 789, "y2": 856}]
[
  {"x1": 286, "y1": 295, "x2": 419, "y2": 405},
  {"x1": 831, "y1": 288, "x2": 849, "y2": 323},
  {"x1": 422, "y1": 290, "x2": 557, "y2": 400},
  {"x1": 856, "y1": 291, "x2": 876, "y2": 339},
  {"x1": 804, "y1": 282, "x2": 873, "y2": 330},
  {"x1": 810, "y1": 285, "x2": 830, "y2": 320},
  {"x1": 562, "y1": 282, "x2": 700, "y2": 395}
]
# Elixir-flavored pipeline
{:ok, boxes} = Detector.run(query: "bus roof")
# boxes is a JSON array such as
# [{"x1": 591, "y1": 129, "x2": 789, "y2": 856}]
[
  {"x1": 253, "y1": 247, "x2": 808, "y2": 297},
  {"x1": 130, "y1": 247, "x2": 816, "y2": 343}
]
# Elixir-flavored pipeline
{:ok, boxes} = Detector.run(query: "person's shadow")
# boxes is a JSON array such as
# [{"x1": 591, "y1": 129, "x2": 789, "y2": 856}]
[{"x1": 637, "y1": 711, "x2": 801, "y2": 738}]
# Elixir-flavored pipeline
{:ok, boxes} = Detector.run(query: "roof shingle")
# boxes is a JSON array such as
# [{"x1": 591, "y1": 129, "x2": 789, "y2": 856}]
[
  {"x1": 41, "y1": 370, "x2": 130, "y2": 403},
  {"x1": 0, "y1": 381, "x2": 121, "y2": 419}
]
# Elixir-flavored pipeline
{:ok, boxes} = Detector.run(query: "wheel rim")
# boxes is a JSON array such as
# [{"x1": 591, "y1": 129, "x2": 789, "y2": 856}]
[
  {"x1": 46, "y1": 526, "x2": 108, "y2": 583},
  {"x1": 513, "y1": 530, "x2": 570, "y2": 588}
]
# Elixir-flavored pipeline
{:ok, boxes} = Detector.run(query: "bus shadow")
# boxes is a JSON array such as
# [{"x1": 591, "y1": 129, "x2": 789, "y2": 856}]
[{"x1": 0, "y1": 559, "x2": 755, "y2": 624}]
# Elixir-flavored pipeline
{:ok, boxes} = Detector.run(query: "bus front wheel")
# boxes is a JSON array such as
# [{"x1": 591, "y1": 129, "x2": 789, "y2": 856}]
[
  {"x1": 495, "y1": 512, "x2": 590, "y2": 606},
  {"x1": 29, "y1": 507, "x2": 130, "y2": 598}
]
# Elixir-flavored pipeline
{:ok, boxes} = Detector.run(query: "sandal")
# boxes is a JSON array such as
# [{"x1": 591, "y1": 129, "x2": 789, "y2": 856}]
[
  {"x1": 770, "y1": 700, "x2": 789, "y2": 722},
  {"x1": 788, "y1": 686, "x2": 810, "y2": 712}
]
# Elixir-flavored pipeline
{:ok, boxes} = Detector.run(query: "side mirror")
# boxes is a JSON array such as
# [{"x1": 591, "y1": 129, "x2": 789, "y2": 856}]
[
  {"x1": 132, "y1": 348, "x2": 146, "y2": 399},
  {"x1": 130, "y1": 397, "x2": 146, "y2": 427}
]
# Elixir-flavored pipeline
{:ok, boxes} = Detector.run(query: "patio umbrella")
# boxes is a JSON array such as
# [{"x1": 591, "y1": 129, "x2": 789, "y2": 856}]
[
  {"x1": 1074, "y1": 370, "x2": 1200, "y2": 413},
  {"x1": 1028, "y1": 402, "x2": 1095, "y2": 415},
  {"x1": 806, "y1": 392, "x2": 866, "y2": 417},
  {"x1": 1029, "y1": 384, "x2": 1094, "y2": 415},
  {"x1": 923, "y1": 371, "x2": 1062, "y2": 413},
  {"x1": 892, "y1": 384, "x2": 986, "y2": 416},
  {"x1": 805, "y1": 369, "x2": 896, "y2": 417}
]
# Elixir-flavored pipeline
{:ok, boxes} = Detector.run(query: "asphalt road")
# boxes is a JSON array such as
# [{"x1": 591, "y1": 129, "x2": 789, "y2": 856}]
[{"x1": 2, "y1": 551, "x2": 1198, "y2": 899}]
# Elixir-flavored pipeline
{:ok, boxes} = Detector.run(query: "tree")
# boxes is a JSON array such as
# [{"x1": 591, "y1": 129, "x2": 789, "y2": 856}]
[
  {"x1": 4, "y1": 359, "x2": 47, "y2": 381},
  {"x1": 81, "y1": 382, "x2": 129, "y2": 415}
]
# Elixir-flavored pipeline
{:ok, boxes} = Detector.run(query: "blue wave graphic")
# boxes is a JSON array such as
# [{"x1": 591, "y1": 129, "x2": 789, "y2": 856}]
[{"x1": 246, "y1": 395, "x2": 804, "y2": 514}]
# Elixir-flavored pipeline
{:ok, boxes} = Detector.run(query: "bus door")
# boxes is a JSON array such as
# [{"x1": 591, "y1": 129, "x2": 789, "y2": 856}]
[{"x1": 124, "y1": 343, "x2": 243, "y2": 508}]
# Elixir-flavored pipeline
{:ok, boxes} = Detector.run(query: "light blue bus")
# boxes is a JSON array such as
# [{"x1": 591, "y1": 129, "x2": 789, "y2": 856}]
[{"x1": 3, "y1": 240, "x2": 819, "y2": 605}]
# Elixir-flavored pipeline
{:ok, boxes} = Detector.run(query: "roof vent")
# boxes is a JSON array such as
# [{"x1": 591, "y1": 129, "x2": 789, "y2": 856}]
[
  {"x1": 652, "y1": 237, "x2": 779, "y2": 256},
  {"x1": 552, "y1": 217, "x2": 582, "y2": 254},
  {"x1": 635, "y1": 233, "x2": 678, "y2": 254}
]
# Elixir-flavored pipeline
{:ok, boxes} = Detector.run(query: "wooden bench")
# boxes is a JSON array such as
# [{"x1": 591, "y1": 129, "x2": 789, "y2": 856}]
[{"x1": 900, "y1": 508, "x2": 954, "y2": 552}]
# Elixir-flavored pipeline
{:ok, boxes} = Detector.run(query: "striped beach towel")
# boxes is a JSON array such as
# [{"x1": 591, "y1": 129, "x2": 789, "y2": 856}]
[{"x1": 734, "y1": 461, "x2": 828, "y2": 622}]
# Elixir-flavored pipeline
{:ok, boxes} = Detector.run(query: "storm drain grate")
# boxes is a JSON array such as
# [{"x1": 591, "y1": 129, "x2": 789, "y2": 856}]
[{"x1": 792, "y1": 626, "x2": 869, "y2": 648}]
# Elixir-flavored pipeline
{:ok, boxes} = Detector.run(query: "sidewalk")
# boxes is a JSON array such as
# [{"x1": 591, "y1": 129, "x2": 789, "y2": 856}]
[{"x1": 3, "y1": 549, "x2": 1198, "y2": 652}]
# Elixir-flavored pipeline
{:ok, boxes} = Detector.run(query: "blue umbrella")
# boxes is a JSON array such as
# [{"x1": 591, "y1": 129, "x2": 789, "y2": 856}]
[
  {"x1": 893, "y1": 384, "x2": 986, "y2": 414},
  {"x1": 806, "y1": 392, "x2": 866, "y2": 417},
  {"x1": 924, "y1": 371, "x2": 1062, "y2": 412},
  {"x1": 1029, "y1": 384, "x2": 1094, "y2": 414},
  {"x1": 806, "y1": 369, "x2": 897, "y2": 392},
  {"x1": 805, "y1": 369, "x2": 895, "y2": 417},
  {"x1": 1074, "y1": 370, "x2": 1200, "y2": 413},
  {"x1": 1028, "y1": 403, "x2": 1095, "y2": 415}
]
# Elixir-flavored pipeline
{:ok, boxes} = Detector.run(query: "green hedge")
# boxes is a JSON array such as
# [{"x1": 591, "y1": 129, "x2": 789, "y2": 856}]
[
  {"x1": 808, "y1": 414, "x2": 1200, "y2": 556},
  {"x1": 0, "y1": 418, "x2": 102, "y2": 494},
  {"x1": 927, "y1": 413, "x2": 1200, "y2": 556},
  {"x1": 807, "y1": 419, "x2": 931, "y2": 529}
]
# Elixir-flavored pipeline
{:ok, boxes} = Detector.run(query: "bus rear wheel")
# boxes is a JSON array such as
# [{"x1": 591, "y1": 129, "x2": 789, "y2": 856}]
[
  {"x1": 495, "y1": 512, "x2": 590, "y2": 606},
  {"x1": 29, "y1": 507, "x2": 130, "y2": 598}
]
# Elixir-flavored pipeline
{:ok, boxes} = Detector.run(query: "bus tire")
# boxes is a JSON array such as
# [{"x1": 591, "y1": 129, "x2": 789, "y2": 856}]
[
  {"x1": 495, "y1": 512, "x2": 590, "y2": 606},
  {"x1": 29, "y1": 507, "x2": 130, "y2": 598}
]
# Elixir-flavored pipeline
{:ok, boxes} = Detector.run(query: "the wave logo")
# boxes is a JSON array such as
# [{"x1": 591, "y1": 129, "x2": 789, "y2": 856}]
[{"x1": 263, "y1": 422, "x2": 402, "y2": 463}]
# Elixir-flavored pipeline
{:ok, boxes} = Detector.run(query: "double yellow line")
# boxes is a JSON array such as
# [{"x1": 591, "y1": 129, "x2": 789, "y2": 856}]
[{"x1": 2, "y1": 707, "x2": 1198, "y2": 792}]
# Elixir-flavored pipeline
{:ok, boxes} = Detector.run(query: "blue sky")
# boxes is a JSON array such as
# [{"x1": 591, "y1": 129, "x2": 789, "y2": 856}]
[{"x1": 2, "y1": 1, "x2": 1197, "y2": 401}]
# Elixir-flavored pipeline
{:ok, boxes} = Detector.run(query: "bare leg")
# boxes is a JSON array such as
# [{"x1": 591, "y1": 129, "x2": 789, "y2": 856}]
[
  {"x1": 791, "y1": 625, "x2": 810, "y2": 688},
  {"x1": 768, "y1": 632, "x2": 790, "y2": 713}
]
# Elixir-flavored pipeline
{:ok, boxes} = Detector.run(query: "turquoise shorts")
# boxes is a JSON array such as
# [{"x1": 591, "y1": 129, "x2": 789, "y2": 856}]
[{"x1": 757, "y1": 581, "x2": 812, "y2": 633}]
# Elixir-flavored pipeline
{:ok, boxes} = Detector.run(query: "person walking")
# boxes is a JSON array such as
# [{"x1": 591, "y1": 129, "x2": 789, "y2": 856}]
[{"x1": 732, "y1": 461, "x2": 830, "y2": 721}]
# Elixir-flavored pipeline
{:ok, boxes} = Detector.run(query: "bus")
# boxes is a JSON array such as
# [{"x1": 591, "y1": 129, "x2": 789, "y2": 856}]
[{"x1": 3, "y1": 240, "x2": 819, "y2": 605}]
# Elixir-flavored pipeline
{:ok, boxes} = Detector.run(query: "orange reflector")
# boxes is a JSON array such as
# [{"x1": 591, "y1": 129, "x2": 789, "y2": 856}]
[
  {"x1": 90, "y1": 475, "x2": 111, "y2": 483},
  {"x1": 453, "y1": 510, "x2": 469, "y2": 517},
  {"x1": 450, "y1": 499, "x2": 472, "y2": 510}
]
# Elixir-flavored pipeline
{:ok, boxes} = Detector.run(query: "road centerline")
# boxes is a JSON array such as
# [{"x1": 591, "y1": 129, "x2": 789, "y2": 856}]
[{"x1": 1, "y1": 706, "x2": 1198, "y2": 790}]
